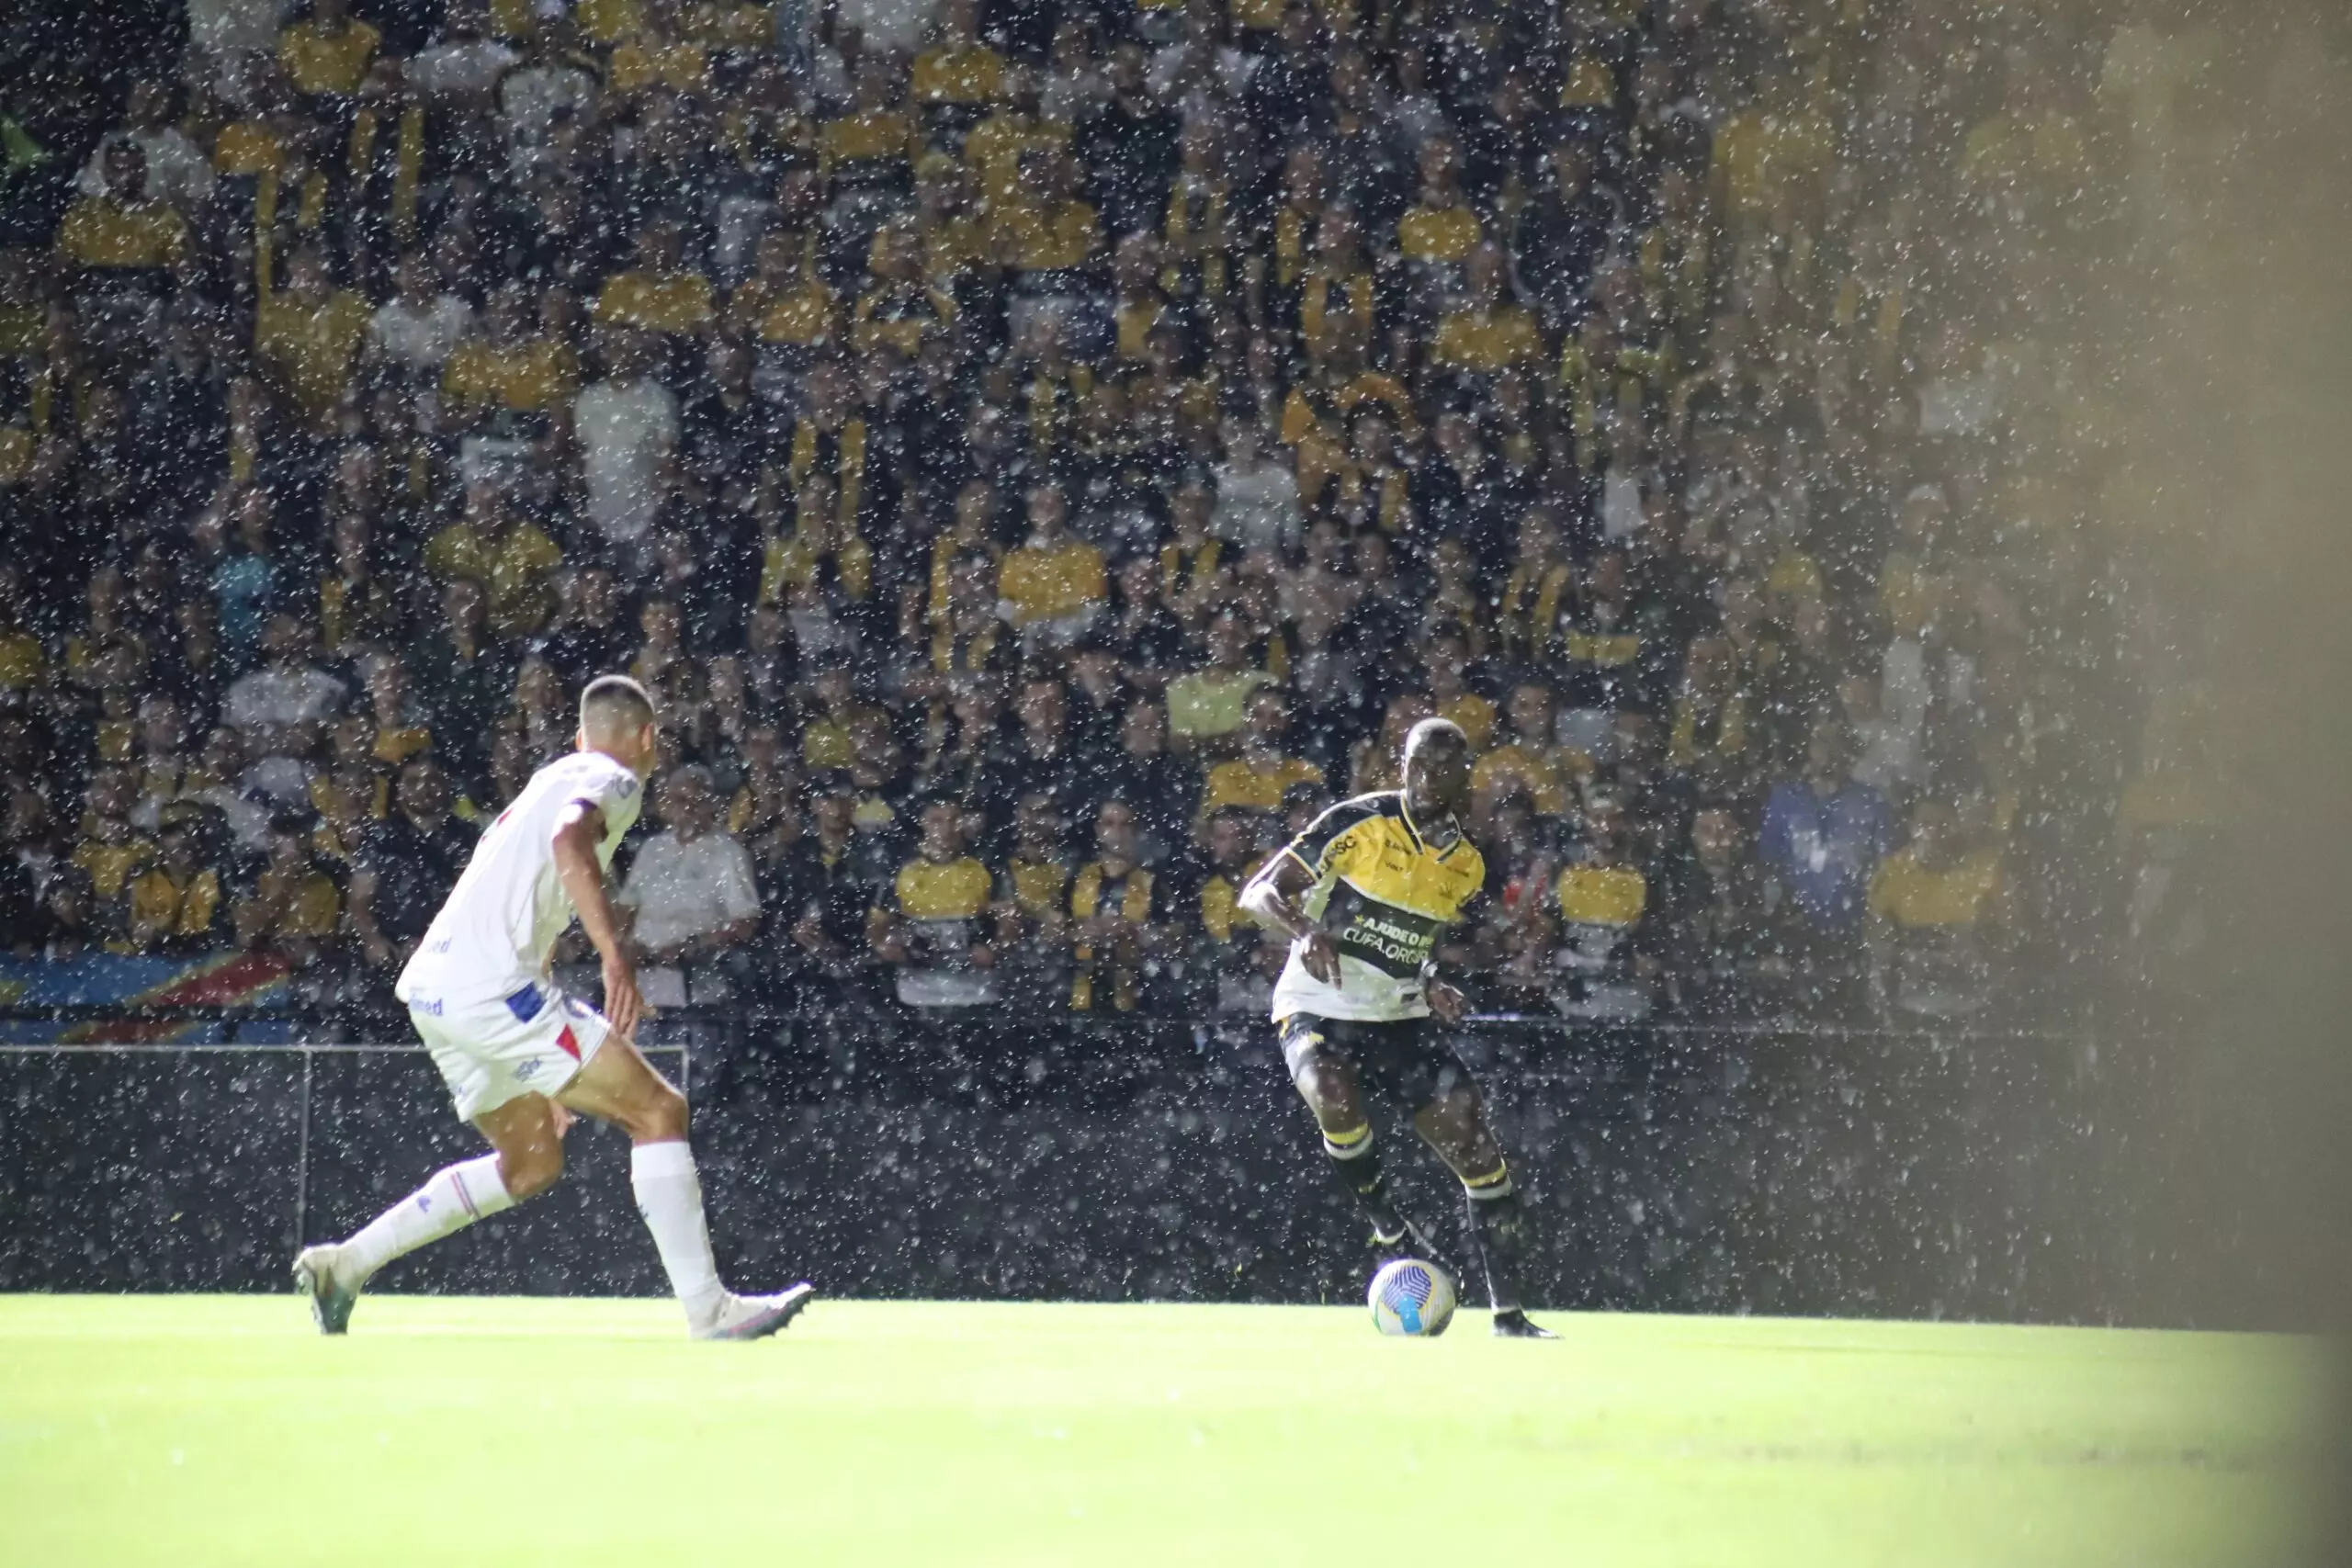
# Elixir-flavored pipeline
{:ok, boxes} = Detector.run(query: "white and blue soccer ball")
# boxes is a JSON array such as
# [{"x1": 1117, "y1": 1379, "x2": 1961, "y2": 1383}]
[{"x1": 1368, "y1": 1258, "x2": 1456, "y2": 1337}]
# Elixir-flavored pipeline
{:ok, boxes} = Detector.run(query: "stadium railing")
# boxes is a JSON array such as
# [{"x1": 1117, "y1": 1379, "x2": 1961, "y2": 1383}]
[{"x1": 0, "y1": 1002, "x2": 2250, "y2": 1327}]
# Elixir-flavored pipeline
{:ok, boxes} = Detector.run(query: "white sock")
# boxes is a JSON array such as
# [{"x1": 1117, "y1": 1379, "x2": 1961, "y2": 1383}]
[
  {"x1": 630, "y1": 1140, "x2": 726, "y2": 1325},
  {"x1": 337, "y1": 1154, "x2": 514, "y2": 1284}
]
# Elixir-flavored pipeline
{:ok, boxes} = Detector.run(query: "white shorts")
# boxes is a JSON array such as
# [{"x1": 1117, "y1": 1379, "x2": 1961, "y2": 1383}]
[{"x1": 405, "y1": 980, "x2": 612, "y2": 1122}]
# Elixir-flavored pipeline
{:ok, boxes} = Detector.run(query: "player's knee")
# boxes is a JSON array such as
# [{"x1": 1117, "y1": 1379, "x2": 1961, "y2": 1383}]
[
  {"x1": 1293, "y1": 1057, "x2": 1354, "y2": 1117},
  {"x1": 1414, "y1": 1092, "x2": 1491, "y2": 1163},
  {"x1": 636, "y1": 1078, "x2": 689, "y2": 1144},
  {"x1": 501, "y1": 1141, "x2": 564, "y2": 1201}
]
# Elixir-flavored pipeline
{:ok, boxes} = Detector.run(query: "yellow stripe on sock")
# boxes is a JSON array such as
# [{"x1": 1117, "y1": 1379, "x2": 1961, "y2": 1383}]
[
  {"x1": 1463, "y1": 1163, "x2": 1512, "y2": 1190},
  {"x1": 1323, "y1": 1122, "x2": 1373, "y2": 1150}
]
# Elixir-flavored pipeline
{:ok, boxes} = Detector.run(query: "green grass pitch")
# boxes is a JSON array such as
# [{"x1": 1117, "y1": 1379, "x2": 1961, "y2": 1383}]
[{"x1": 0, "y1": 1296, "x2": 2322, "y2": 1567}]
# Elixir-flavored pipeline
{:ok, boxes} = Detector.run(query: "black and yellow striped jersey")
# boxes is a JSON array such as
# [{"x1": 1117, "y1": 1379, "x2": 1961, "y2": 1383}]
[{"x1": 1271, "y1": 791, "x2": 1487, "y2": 1023}]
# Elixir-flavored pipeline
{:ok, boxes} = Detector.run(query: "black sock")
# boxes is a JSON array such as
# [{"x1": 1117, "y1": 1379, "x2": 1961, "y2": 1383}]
[
  {"x1": 1322, "y1": 1122, "x2": 1407, "y2": 1239},
  {"x1": 1463, "y1": 1168, "x2": 1532, "y2": 1313}
]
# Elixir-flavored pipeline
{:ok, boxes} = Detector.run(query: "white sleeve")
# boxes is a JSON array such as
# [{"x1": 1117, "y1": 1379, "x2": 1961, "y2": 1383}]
[
  {"x1": 717, "y1": 840, "x2": 761, "y2": 923},
  {"x1": 614, "y1": 834, "x2": 659, "y2": 908},
  {"x1": 558, "y1": 760, "x2": 642, "y2": 839},
  {"x1": 221, "y1": 678, "x2": 258, "y2": 731}
]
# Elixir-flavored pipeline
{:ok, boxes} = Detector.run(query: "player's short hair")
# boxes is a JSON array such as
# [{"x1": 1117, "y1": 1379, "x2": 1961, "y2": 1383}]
[
  {"x1": 579, "y1": 674, "x2": 656, "y2": 738},
  {"x1": 1404, "y1": 716, "x2": 1469, "y2": 761}
]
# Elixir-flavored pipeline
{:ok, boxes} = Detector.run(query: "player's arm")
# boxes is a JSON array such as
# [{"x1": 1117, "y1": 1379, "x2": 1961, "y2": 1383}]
[
  {"x1": 1238, "y1": 850, "x2": 1340, "y2": 986},
  {"x1": 551, "y1": 802, "x2": 641, "y2": 1041},
  {"x1": 345, "y1": 863, "x2": 394, "y2": 967}
]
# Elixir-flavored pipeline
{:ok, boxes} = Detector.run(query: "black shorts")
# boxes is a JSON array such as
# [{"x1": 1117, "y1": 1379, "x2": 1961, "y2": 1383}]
[{"x1": 1278, "y1": 1012, "x2": 1472, "y2": 1115}]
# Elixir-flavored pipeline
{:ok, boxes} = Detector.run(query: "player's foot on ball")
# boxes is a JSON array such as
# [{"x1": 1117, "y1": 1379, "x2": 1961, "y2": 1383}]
[
  {"x1": 693, "y1": 1282, "x2": 817, "y2": 1341},
  {"x1": 293, "y1": 1245, "x2": 360, "y2": 1337},
  {"x1": 1370, "y1": 1211, "x2": 1442, "y2": 1264},
  {"x1": 1491, "y1": 1308, "x2": 1557, "y2": 1339}
]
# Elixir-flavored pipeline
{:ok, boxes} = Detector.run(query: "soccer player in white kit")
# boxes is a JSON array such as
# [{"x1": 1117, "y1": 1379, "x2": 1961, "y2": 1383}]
[{"x1": 293, "y1": 676, "x2": 813, "y2": 1339}]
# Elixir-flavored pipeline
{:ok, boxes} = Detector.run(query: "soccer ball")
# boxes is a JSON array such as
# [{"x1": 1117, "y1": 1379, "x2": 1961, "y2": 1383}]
[{"x1": 1367, "y1": 1258, "x2": 1456, "y2": 1337}]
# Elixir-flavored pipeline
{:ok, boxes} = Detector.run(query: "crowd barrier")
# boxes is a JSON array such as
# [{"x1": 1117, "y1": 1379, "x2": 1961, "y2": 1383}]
[{"x1": 0, "y1": 1009, "x2": 2253, "y2": 1326}]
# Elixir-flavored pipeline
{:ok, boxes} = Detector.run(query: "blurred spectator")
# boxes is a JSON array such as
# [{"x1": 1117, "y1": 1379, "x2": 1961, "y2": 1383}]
[
  {"x1": 223, "y1": 614, "x2": 345, "y2": 787},
  {"x1": 232, "y1": 817, "x2": 342, "y2": 964},
  {"x1": 1472, "y1": 682, "x2": 1589, "y2": 827},
  {"x1": 277, "y1": 0, "x2": 381, "y2": 98},
  {"x1": 1550, "y1": 792, "x2": 1655, "y2": 1022},
  {"x1": 998, "y1": 482, "x2": 1106, "y2": 641},
  {"x1": 126, "y1": 807, "x2": 231, "y2": 954},
  {"x1": 991, "y1": 790, "x2": 1072, "y2": 1009},
  {"x1": 254, "y1": 248, "x2": 372, "y2": 431},
  {"x1": 1067, "y1": 797, "x2": 1164, "y2": 1012},
  {"x1": 769, "y1": 784, "x2": 877, "y2": 1007},
  {"x1": 1660, "y1": 806, "x2": 1785, "y2": 1019},
  {"x1": 574, "y1": 330, "x2": 680, "y2": 563},
  {"x1": 1867, "y1": 799, "x2": 2013, "y2": 1021},
  {"x1": 346, "y1": 759, "x2": 472, "y2": 974},
  {"x1": 75, "y1": 84, "x2": 213, "y2": 210},
  {"x1": 1758, "y1": 719, "x2": 1894, "y2": 961},
  {"x1": 619, "y1": 765, "x2": 763, "y2": 984},
  {"x1": 71, "y1": 767, "x2": 153, "y2": 946},
  {"x1": 424, "y1": 481, "x2": 563, "y2": 640},
  {"x1": 56, "y1": 141, "x2": 187, "y2": 272},
  {"x1": 0, "y1": 0, "x2": 2200, "y2": 1034},
  {"x1": 870, "y1": 795, "x2": 999, "y2": 1009},
  {"x1": 0, "y1": 839, "x2": 43, "y2": 955},
  {"x1": 1165, "y1": 611, "x2": 1274, "y2": 751},
  {"x1": 367, "y1": 253, "x2": 475, "y2": 378},
  {"x1": 1199, "y1": 690, "x2": 1322, "y2": 827}
]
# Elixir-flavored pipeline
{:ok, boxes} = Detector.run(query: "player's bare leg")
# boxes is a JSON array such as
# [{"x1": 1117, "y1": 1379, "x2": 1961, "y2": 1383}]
[
  {"x1": 294, "y1": 1093, "x2": 565, "y2": 1335},
  {"x1": 557, "y1": 1033, "x2": 814, "y2": 1340},
  {"x1": 1413, "y1": 1084, "x2": 1555, "y2": 1338},
  {"x1": 1288, "y1": 1038, "x2": 1441, "y2": 1260}
]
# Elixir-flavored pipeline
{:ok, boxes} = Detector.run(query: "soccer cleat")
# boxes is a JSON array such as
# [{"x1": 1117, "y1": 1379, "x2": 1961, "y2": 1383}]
[
  {"x1": 1491, "y1": 1308, "x2": 1558, "y2": 1339},
  {"x1": 293, "y1": 1245, "x2": 360, "y2": 1336},
  {"x1": 693, "y1": 1282, "x2": 818, "y2": 1341},
  {"x1": 1370, "y1": 1209, "x2": 1443, "y2": 1264}
]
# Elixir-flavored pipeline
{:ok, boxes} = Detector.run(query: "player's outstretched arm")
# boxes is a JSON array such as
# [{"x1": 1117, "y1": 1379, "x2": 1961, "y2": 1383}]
[
  {"x1": 1239, "y1": 853, "x2": 1340, "y2": 986},
  {"x1": 552, "y1": 804, "x2": 641, "y2": 1040}
]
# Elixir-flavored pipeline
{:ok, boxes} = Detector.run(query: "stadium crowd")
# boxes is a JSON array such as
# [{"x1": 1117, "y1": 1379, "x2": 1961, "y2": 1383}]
[{"x1": 0, "y1": 0, "x2": 2223, "y2": 1026}]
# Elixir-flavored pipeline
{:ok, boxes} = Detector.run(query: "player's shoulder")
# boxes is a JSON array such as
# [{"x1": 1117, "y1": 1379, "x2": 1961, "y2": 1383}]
[
  {"x1": 1317, "y1": 790, "x2": 1407, "y2": 831},
  {"x1": 1295, "y1": 792, "x2": 1412, "y2": 858},
  {"x1": 546, "y1": 750, "x2": 641, "y2": 798}
]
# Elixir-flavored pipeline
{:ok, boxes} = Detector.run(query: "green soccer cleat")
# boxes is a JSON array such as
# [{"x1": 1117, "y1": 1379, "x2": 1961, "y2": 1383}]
[
  {"x1": 1491, "y1": 1308, "x2": 1558, "y2": 1339},
  {"x1": 293, "y1": 1246, "x2": 359, "y2": 1337}
]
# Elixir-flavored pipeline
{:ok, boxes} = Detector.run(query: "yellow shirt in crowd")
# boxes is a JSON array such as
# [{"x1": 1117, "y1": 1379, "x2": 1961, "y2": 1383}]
[
  {"x1": 998, "y1": 541, "x2": 1107, "y2": 626},
  {"x1": 1396, "y1": 203, "x2": 1481, "y2": 265},
  {"x1": 254, "y1": 288, "x2": 373, "y2": 424},
  {"x1": 1557, "y1": 863, "x2": 1647, "y2": 927},
  {"x1": 424, "y1": 522, "x2": 564, "y2": 637},
  {"x1": 1868, "y1": 849, "x2": 2003, "y2": 930},
  {"x1": 1472, "y1": 743, "x2": 1590, "y2": 817},
  {"x1": 57, "y1": 199, "x2": 187, "y2": 269},
  {"x1": 442, "y1": 338, "x2": 578, "y2": 413},
  {"x1": 278, "y1": 18, "x2": 381, "y2": 95},
  {"x1": 1430, "y1": 306, "x2": 1544, "y2": 372},
  {"x1": 1200, "y1": 756, "x2": 1325, "y2": 819},
  {"x1": 912, "y1": 46, "x2": 1004, "y2": 106},
  {"x1": 595, "y1": 269, "x2": 717, "y2": 334},
  {"x1": 890, "y1": 857, "x2": 993, "y2": 920}
]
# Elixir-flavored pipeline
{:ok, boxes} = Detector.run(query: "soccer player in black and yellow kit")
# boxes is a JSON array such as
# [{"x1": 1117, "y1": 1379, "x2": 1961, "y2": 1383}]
[{"x1": 1240, "y1": 718, "x2": 1555, "y2": 1337}]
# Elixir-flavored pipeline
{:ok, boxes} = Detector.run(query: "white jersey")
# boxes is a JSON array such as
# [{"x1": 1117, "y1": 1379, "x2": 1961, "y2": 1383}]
[{"x1": 397, "y1": 751, "x2": 645, "y2": 1006}]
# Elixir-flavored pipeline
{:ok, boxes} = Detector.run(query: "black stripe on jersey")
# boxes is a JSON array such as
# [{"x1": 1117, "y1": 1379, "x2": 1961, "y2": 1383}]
[
  {"x1": 1323, "y1": 882, "x2": 1448, "y2": 978},
  {"x1": 1285, "y1": 792, "x2": 1406, "y2": 874}
]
